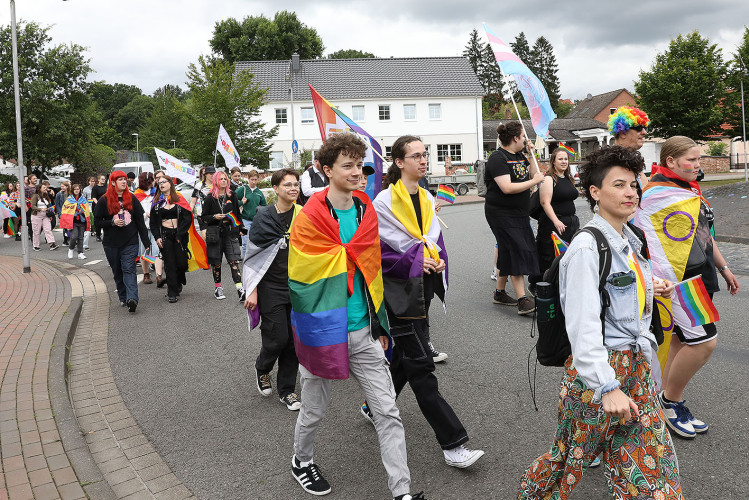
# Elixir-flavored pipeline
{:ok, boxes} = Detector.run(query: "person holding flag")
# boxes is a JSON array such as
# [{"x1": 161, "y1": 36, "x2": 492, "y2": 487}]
[
  {"x1": 60, "y1": 184, "x2": 90, "y2": 260},
  {"x1": 150, "y1": 175, "x2": 195, "y2": 303},
  {"x1": 635, "y1": 136, "x2": 740, "y2": 439},
  {"x1": 134, "y1": 172, "x2": 159, "y2": 284}
]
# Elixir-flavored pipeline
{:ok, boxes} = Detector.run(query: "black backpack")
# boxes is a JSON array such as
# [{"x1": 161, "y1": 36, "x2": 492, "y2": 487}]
[{"x1": 535, "y1": 227, "x2": 611, "y2": 367}]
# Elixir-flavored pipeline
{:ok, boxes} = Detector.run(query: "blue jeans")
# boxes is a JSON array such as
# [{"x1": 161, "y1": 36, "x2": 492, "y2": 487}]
[
  {"x1": 104, "y1": 243, "x2": 139, "y2": 303},
  {"x1": 241, "y1": 219, "x2": 252, "y2": 256}
]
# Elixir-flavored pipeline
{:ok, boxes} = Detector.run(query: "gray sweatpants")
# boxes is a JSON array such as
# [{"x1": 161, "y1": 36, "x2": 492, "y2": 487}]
[{"x1": 294, "y1": 326, "x2": 410, "y2": 497}]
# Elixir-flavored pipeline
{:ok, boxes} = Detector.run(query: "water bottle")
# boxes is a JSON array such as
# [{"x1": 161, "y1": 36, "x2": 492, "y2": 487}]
[{"x1": 535, "y1": 282, "x2": 557, "y2": 324}]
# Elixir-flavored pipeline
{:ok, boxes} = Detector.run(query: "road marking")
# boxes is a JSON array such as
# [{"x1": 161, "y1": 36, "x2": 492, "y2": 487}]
[{"x1": 84, "y1": 259, "x2": 102, "y2": 266}]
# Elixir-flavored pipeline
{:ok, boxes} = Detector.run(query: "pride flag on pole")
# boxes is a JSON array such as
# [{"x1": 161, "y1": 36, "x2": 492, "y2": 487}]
[
  {"x1": 309, "y1": 85, "x2": 384, "y2": 199},
  {"x1": 155, "y1": 147, "x2": 198, "y2": 185},
  {"x1": 559, "y1": 143, "x2": 575, "y2": 157},
  {"x1": 483, "y1": 24, "x2": 557, "y2": 139},
  {"x1": 674, "y1": 276, "x2": 720, "y2": 327},
  {"x1": 216, "y1": 124, "x2": 241, "y2": 169},
  {"x1": 550, "y1": 231, "x2": 568, "y2": 257},
  {"x1": 436, "y1": 185, "x2": 456, "y2": 204}
]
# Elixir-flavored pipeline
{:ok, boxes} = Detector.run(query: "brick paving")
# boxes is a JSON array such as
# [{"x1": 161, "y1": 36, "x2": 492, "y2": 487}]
[{"x1": 0, "y1": 256, "x2": 195, "y2": 499}]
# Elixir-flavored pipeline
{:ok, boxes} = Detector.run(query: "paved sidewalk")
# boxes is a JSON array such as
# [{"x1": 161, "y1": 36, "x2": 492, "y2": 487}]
[{"x1": 0, "y1": 256, "x2": 86, "y2": 499}]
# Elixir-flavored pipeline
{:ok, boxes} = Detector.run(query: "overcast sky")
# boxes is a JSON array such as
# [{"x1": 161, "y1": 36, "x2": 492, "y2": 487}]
[{"x1": 2, "y1": 0, "x2": 747, "y2": 101}]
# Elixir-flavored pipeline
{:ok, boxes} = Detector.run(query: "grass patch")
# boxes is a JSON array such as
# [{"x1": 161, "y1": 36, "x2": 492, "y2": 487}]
[{"x1": 700, "y1": 179, "x2": 744, "y2": 188}]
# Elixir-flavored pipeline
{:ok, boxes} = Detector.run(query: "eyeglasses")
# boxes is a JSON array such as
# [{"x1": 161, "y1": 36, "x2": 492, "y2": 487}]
[
  {"x1": 280, "y1": 182, "x2": 300, "y2": 189},
  {"x1": 404, "y1": 152, "x2": 428, "y2": 161},
  {"x1": 630, "y1": 125, "x2": 647, "y2": 133},
  {"x1": 157, "y1": 181, "x2": 169, "y2": 185}
]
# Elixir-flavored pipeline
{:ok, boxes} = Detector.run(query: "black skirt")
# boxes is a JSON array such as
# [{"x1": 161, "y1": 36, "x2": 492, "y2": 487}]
[{"x1": 485, "y1": 210, "x2": 539, "y2": 276}]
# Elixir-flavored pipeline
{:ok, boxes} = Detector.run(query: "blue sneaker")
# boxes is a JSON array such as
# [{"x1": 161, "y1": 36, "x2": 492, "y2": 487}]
[
  {"x1": 588, "y1": 455, "x2": 602, "y2": 468},
  {"x1": 680, "y1": 400, "x2": 708, "y2": 434},
  {"x1": 658, "y1": 391, "x2": 696, "y2": 439}
]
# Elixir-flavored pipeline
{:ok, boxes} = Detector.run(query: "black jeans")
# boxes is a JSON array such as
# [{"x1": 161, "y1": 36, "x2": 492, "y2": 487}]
[
  {"x1": 69, "y1": 223, "x2": 86, "y2": 253},
  {"x1": 160, "y1": 227, "x2": 186, "y2": 299},
  {"x1": 255, "y1": 289, "x2": 298, "y2": 397},
  {"x1": 389, "y1": 299, "x2": 468, "y2": 450}
]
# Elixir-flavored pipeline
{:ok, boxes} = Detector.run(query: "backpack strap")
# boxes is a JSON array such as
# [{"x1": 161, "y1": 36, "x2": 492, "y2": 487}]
[{"x1": 577, "y1": 227, "x2": 612, "y2": 340}]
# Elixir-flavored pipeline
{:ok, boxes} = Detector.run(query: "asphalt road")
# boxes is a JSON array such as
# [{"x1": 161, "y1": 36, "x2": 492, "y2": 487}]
[{"x1": 2, "y1": 199, "x2": 748, "y2": 499}]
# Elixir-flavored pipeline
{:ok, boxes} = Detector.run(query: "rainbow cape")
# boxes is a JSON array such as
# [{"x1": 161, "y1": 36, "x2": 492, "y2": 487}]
[
  {"x1": 289, "y1": 190, "x2": 389, "y2": 379},
  {"x1": 60, "y1": 195, "x2": 90, "y2": 232},
  {"x1": 171, "y1": 194, "x2": 209, "y2": 272},
  {"x1": 551, "y1": 231, "x2": 568, "y2": 257},
  {"x1": 373, "y1": 180, "x2": 448, "y2": 319},
  {"x1": 436, "y1": 184, "x2": 455, "y2": 204},
  {"x1": 674, "y1": 276, "x2": 719, "y2": 327},
  {"x1": 635, "y1": 166, "x2": 717, "y2": 375}
]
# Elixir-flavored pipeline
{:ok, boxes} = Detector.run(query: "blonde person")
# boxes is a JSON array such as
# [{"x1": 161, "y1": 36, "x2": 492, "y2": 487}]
[{"x1": 30, "y1": 181, "x2": 59, "y2": 251}]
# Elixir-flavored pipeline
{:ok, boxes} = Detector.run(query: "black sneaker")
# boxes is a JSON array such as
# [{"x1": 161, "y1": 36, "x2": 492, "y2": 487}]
[
  {"x1": 492, "y1": 289, "x2": 517, "y2": 306},
  {"x1": 168, "y1": 296, "x2": 178, "y2": 303},
  {"x1": 49, "y1": 243, "x2": 59, "y2": 250},
  {"x1": 280, "y1": 393, "x2": 301, "y2": 411},
  {"x1": 517, "y1": 296, "x2": 535, "y2": 316},
  {"x1": 127, "y1": 299, "x2": 138, "y2": 313},
  {"x1": 256, "y1": 369, "x2": 272, "y2": 396},
  {"x1": 96, "y1": 236, "x2": 102, "y2": 242},
  {"x1": 427, "y1": 341, "x2": 447, "y2": 363},
  {"x1": 292, "y1": 456, "x2": 331, "y2": 496}
]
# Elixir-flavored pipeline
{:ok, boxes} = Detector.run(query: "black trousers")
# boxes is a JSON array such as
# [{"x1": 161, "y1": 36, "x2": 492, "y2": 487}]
[
  {"x1": 69, "y1": 223, "x2": 86, "y2": 253},
  {"x1": 389, "y1": 298, "x2": 468, "y2": 450},
  {"x1": 255, "y1": 288, "x2": 298, "y2": 397},
  {"x1": 161, "y1": 227, "x2": 186, "y2": 298}
]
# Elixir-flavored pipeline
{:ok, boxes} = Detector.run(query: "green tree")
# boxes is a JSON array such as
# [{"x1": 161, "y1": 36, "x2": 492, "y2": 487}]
[
  {"x1": 88, "y1": 81, "x2": 145, "y2": 149},
  {"x1": 463, "y1": 29, "x2": 484, "y2": 77},
  {"x1": 724, "y1": 27, "x2": 749, "y2": 137},
  {"x1": 531, "y1": 37, "x2": 561, "y2": 113},
  {"x1": 464, "y1": 29, "x2": 505, "y2": 119},
  {"x1": 508, "y1": 32, "x2": 535, "y2": 103},
  {"x1": 555, "y1": 99, "x2": 574, "y2": 118},
  {"x1": 76, "y1": 144, "x2": 116, "y2": 174},
  {"x1": 480, "y1": 43, "x2": 504, "y2": 96},
  {"x1": 182, "y1": 56, "x2": 277, "y2": 167},
  {"x1": 0, "y1": 21, "x2": 95, "y2": 170},
  {"x1": 635, "y1": 31, "x2": 726, "y2": 140},
  {"x1": 327, "y1": 49, "x2": 375, "y2": 59},
  {"x1": 210, "y1": 11, "x2": 324, "y2": 64},
  {"x1": 706, "y1": 141, "x2": 728, "y2": 156},
  {"x1": 140, "y1": 85, "x2": 186, "y2": 153},
  {"x1": 114, "y1": 94, "x2": 153, "y2": 149}
]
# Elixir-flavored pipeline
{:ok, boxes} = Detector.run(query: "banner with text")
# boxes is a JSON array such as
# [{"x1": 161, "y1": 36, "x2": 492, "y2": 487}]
[
  {"x1": 154, "y1": 147, "x2": 197, "y2": 185},
  {"x1": 216, "y1": 124, "x2": 241, "y2": 169}
]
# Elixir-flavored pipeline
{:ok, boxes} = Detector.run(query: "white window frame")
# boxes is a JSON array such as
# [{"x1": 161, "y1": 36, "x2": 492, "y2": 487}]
[
  {"x1": 275, "y1": 108, "x2": 288, "y2": 124},
  {"x1": 428, "y1": 103, "x2": 441, "y2": 120},
  {"x1": 403, "y1": 104, "x2": 416, "y2": 121},
  {"x1": 436, "y1": 144, "x2": 462, "y2": 162},
  {"x1": 352, "y1": 105, "x2": 365, "y2": 122},
  {"x1": 300, "y1": 107, "x2": 314, "y2": 124},
  {"x1": 270, "y1": 151, "x2": 284, "y2": 170},
  {"x1": 378, "y1": 105, "x2": 391, "y2": 121}
]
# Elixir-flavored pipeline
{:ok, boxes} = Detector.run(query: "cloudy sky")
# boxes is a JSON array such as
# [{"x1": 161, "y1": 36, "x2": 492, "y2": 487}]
[{"x1": 2, "y1": 0, "x2": 747, "y2": 101}]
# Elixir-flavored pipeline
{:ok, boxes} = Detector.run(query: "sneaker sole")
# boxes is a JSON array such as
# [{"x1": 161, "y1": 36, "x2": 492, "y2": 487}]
[
  {"x1": 663, "y1": 419, "x2": 696, "y2": 439},
  {"x1": 492, "y1": 299, "x2": 518, "y2": 306},
  {"x1": 445, "y1": 450, "x2": 485, "y2": 468},
  {"x1": 256, "y1": 369, "x2": 272, "y2": 397},
  {"x1": 433, "y1": 353, "x2": 448, "y2": 363},
  {"x1": 518, "y1": 308, "x2": 536, "y2": 316},
  {"x1": 360, "y1": 406, "x2": 375, "y2": 426},
  {"x1": 281, "y1": 399, "x2": 301, "y2": 411}
]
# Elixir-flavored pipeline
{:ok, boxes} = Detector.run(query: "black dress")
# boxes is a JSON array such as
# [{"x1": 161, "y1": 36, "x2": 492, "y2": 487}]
[{"x1": 536, "y1": 175, "x2": 580, "y2": 277}]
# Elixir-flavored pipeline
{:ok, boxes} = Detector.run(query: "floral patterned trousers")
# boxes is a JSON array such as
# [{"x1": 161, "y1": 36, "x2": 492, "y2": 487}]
[{"x1": 518, "y1": 350, "x2": 683, "y2": 500}]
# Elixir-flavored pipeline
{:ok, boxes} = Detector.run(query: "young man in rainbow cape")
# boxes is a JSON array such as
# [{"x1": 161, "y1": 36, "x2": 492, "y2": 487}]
[
  {"x1": 288, "y1": 133, "x2": 421, "y2": 500},
  {"x1": 369, "y1": 135, "x2": 483, "y2": 469}
]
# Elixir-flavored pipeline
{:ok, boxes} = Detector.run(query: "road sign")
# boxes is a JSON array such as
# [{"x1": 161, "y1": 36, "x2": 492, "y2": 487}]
[{"x1": 291, "y1": 140, "x2": 299, "y2": 154}]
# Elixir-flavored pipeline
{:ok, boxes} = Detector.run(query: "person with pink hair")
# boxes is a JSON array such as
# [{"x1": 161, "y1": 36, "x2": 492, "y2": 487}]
[{"x1": 200, "y1": 170, "x2": 246, "y2": 300}]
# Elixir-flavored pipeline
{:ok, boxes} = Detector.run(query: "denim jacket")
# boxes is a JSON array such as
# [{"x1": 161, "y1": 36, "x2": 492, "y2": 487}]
[{"x1": 559, "y1": 214, "x2": 655, "y2": 402}]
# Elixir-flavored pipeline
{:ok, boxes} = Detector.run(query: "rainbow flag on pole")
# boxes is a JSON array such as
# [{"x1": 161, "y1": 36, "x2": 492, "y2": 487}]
[
  {"x1": 436, "y1": 184, "x2": 455, "y2": 204},
  {"x1": 141, "y1": 254, "x2": 156, "y2": 266},
  {"x1": 550, "y1": 231, "x2": 569, "y2": 257},
  {"x1": 559, "y1": 143, "x2": 575, "y2": 157},
  {"x1": 309, "y1": 85, "x2": 384, "y2": 200},
  {"x1": 674, "y1": 276, "x2": 720, "y2": 327}
]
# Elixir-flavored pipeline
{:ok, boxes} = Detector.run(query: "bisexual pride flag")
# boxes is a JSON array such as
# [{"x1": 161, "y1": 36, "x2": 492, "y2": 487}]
[
  {"x1": 309, "y1": 85, "x2": 384, "y2": 199},
  {"x1": 484, "y1": 24, "x2": 557, "y2": 139}
]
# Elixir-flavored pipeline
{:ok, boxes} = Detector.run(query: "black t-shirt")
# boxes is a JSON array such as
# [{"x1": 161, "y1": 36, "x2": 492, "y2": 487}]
[
  {"x1": 260, "y1": 207, "x2": 295, "y2": 295},
  {"x1": 484, "y1": 148, "x2": 531, "y2": 216},
  {"x1": 91, "y1": 185, "x2": 107, "y2": 204},
  {"x1": 683, "y1": 200, "x2": 719, "y2": 293}
]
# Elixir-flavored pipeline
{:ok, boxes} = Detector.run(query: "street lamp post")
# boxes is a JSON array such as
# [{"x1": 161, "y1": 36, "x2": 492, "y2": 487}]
[
  {"x1": 738, "y1": 55, "x2": 747, "y2": 182},
  {"x1": 10, "y1": 0, "x2": 30, "y2": 272},
  {"x1": 132, "y1": 133, "x2": 139, "y2": 156},
  {"x1": 171, "y1": 139, "x2": 176, "y2": 149}
]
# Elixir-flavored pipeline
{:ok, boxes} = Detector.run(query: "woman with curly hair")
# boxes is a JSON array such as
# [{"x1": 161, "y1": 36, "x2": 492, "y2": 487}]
[{"x1": 518, "y1": 146, "x2": 683, "y2": 499}]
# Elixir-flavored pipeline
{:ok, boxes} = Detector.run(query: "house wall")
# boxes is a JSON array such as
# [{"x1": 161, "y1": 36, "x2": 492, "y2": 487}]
[
  {"x1": 699, "y1": 156, "x2": 730, "y2": 173},
  {"x1": 260, "y1": 96, "x2": 483, "y2": 175},
  {"x1": 592, "y1": 90, "x2": 637, "y2": 123}
]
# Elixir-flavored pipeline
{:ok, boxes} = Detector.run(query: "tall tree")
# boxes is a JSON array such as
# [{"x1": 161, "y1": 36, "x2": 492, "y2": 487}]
[
  {"x1": 210, "y1": 11, "x2": 324, "y2": 64},
  {"x1": 463, "y1": 29, "x2": 484, "y2": 77},
  {"x1": 328, "y1": 49, "x2": 375, "y2": 59},
  {"x1": 182, "y1": 56, "x2": 277, "y2": 168},
  {"x1": 724, "y1": 27, "x2": 749, "y2": 138},
  {"x1": 464, "y1": 30, "x2": 505, "y2": 118},
  {"x1": 635, "y1": 31, "x2": 726, "y2": 140},
  {"x1": 88, "y1": 82, "x2": 146, "y2": 150},
  {"x1": 140, "y1": 85, "x2": 186, "y2": 153},
  {"x1": 0, "y1": 21, "x2": 96, "y2": 170},
  {"x1": 113, "y1": 94, "x2": 153, "y2": 149},
  {"x1": 530, "y1": 37, "x2": 561, "y2": 112}
]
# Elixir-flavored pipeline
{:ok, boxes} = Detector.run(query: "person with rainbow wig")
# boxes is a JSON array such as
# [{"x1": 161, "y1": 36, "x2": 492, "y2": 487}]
[{"x1": 608, "y1": 106, "x2": 651, "y2": 150}]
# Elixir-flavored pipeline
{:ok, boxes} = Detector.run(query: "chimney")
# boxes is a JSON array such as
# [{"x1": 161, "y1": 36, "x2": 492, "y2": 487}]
[{"x1": 291, "y1": 53, "x2": 300, "y2": 73}]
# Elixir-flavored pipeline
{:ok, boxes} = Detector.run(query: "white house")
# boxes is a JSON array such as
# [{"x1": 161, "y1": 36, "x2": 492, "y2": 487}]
[{"x1": 236, "y1": 56, "x2": 485, "y2": 174}]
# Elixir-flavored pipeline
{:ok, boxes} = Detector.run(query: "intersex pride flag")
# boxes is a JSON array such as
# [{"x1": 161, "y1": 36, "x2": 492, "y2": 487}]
[
  {"x1": 154, "y1": 147, "x2": 197, "y2": 185},
  {"x1": 483, "y1": 24, "x2": 557, "y2": 139},
  {"x1": 216, "y1": 124, "x2": 241, "y2": 169},
  {"x1": 309, "y1": 85, "x2": 384, "y2": 199}
]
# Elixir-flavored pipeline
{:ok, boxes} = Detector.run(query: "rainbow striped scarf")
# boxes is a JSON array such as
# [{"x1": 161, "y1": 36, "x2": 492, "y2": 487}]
[{"x1": 289, "y1": 190, "x2": 388, "y2": 380}]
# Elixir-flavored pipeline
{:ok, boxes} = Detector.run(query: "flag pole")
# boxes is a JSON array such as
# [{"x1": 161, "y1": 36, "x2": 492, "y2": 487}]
[{"x1": 507, "y1": 75, "x2": 542, "y2": 176}]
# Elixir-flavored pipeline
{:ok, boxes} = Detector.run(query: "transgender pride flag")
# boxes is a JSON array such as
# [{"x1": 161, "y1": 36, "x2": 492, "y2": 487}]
[{"x1": 483, "y1": 24, "x2": 556, "y2": 138}]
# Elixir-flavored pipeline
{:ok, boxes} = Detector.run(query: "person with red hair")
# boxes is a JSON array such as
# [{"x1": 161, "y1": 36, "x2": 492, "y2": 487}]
[{"x1": 94, "y1": 170, "x2": 151, "y2": 312}]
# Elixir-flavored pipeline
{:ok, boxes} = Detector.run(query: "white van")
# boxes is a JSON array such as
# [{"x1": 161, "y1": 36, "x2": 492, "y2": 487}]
[{"x1": 112, "y1": 161, "x2": 155, "y2": 189}]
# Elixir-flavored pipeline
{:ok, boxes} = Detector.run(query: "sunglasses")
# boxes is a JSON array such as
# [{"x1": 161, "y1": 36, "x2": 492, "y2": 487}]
[{"x1": 630, "y1": 125, "x2": 647, "y2": 132}]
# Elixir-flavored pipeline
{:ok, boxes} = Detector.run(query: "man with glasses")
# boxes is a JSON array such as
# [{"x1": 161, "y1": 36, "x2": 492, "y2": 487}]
[{"x1": 608, "y1": 106, "x2": 651, "y2": 188}]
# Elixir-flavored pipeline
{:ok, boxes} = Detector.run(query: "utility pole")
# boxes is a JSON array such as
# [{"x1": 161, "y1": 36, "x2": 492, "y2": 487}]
[
  {"x1": 739, "y1": 54, "x2": 747, "y2": 182},
  {"x1": 10, "y1": 0, "x2": 30, "y2": 272},
  {"x1": 288, "y1": 53, "x2": 300, "y2": 169}
]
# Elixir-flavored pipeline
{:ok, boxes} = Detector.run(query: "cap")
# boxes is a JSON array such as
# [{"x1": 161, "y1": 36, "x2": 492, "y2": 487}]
[{"x1": 203, "y1": 166, "x2": 216, "y2": 174}]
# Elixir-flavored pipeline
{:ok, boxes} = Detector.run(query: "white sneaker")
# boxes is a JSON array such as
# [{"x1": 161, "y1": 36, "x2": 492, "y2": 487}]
[
  {"x1": 444, "y1": 445, "x2": 484, "y2": 468},
  {"x1": 78, "y1": 253, "x2": 86, "y2": 260},
  {"x1": 3, "y1": 234, "x2": 10, "y2": 239},
  {"x1": 67, "y1": 249, "x2": 74, "y2": 259},
  {"x1": 490, "y1": 269, "x2": 497, "y2": 281},
  {"x1": 237, "y1": 286, "x2": 246, "y2": 301},
  {"x1": 214, "y1": 286, "x2": 226, "y2": 300}
]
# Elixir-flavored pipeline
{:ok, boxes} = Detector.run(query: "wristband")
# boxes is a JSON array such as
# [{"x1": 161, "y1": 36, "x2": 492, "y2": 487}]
[{"x1": 717, "y1": 265, "x2": 729, "y2": 273}]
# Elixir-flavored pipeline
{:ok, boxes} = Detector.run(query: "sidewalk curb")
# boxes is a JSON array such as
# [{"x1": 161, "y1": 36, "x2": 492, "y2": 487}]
[
  {"x1": 715, "y1": 234, "x2": 749, "y2": 245},
  {"x1": 50, "y1": 295, "x2": 118, "y2": 500}
]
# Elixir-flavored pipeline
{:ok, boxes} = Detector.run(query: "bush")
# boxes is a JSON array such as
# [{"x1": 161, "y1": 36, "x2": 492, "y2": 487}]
[{"x1": 706, "y1": 141, "x2": 728, "y2": 156}]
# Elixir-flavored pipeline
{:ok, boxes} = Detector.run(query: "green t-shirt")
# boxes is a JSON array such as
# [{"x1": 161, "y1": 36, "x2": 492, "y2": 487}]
[{"x1": 335, "y1": 205, "x2": 369, "y2": 332}]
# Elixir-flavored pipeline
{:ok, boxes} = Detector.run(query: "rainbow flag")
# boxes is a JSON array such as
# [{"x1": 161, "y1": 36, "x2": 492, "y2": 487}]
[
  {"x1": 309, "y1": 85, "x2": 384, "y2": 200},
  {"x1": 4, "y1": 216, "x2": 16, "y2": 236},
  {"x1": 173, "y1": 194, "x2": 209, "y2": 272},
  {"x1": 226, "y1": 212, "x2": 240, "y2": 227},
  {"x1": 674, "y1": 276, "x2": 719, "y2": 327},
  {"x1": 559, "y1": 143, "x2": 575, "y2": 157},
  {"x1": 551, "y1": 231, "x2": 569, "y2": 257},
  {"x1": 289, "y1": 190, "x2": 389, "y2": 380},
  {"x1": 436, "y1": 184, "x2": 456, "y2": 204},
  {"x1": 141, "y1": 253, "x2": 156, "y2": 265}
]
